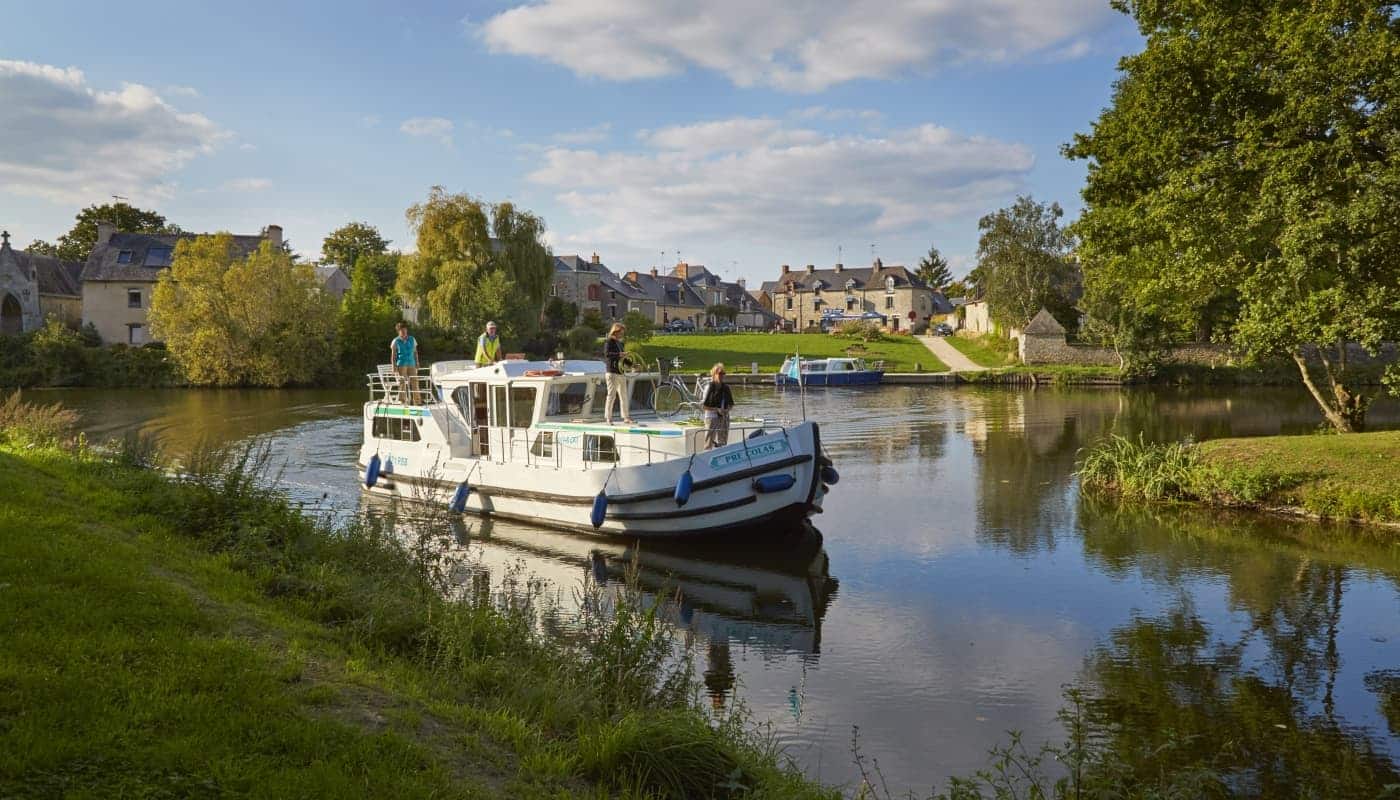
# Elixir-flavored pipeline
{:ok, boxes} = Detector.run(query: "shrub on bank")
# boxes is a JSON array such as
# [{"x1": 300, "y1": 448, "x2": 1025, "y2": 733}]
[
  {"x1": 832, "y1": 320, "x2": 886, "y2": 342},
  {"x1": 0, "y1": 319, "x2": 180, "y2": 388}
]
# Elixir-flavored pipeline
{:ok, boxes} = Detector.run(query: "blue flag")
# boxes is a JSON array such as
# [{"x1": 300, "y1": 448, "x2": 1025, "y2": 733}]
[{"x1": 786, "y1": 354, "x2": 802, "y2": 382}]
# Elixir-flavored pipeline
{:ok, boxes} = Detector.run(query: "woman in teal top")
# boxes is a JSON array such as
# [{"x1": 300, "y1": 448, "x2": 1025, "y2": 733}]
[{"x1": 390, "y1": 321, "x2": 419, "y2": 403}]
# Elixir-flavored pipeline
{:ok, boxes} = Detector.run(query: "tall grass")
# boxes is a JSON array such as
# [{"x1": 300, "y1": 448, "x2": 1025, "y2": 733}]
[
  {"x1": 1076, "y1": 434, "x2": 1205, "y2": 501},
  {"x1": 0, "y1": 390, "x2": 80, "y2": 448}
]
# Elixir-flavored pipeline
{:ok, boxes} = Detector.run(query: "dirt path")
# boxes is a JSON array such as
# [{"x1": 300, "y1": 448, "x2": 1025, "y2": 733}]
[{"x1": 919, "y1": 336, "x2": 987, "y2": 372}]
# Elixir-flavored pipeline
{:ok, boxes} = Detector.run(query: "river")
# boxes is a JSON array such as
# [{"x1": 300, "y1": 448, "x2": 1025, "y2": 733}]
[{"x1": 36, "y1": 384, "x2": 1400, "y2": 795}]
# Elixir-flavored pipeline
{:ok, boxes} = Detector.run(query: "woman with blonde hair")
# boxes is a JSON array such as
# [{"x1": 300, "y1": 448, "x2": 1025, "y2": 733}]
[
  {"x1": 700, "y1": 362, "x2": 735, "y2": 449},
  {"x1": 603, "y1": 322, "x2": 634, "y2": 425}
]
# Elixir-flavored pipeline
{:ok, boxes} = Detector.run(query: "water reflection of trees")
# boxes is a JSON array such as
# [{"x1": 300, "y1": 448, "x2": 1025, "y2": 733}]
[
  {"x1": 1073, "y1": 499, "x2": 1400, "y2": 796},
  {"x1": 1079, "y1": 602, "x2": 1399, "y2": 798}
]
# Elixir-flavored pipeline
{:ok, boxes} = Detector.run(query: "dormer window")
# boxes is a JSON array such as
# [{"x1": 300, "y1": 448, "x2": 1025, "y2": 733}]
[
  {"x1": 116, "y1": 250, "x2": 134, "y2": 264},
  {"x1": 845, "y1": 278, "x2": 856, "y2": 290},
  {"x1": 885, "y1": 276, "x2": 896, "y2": 293}
]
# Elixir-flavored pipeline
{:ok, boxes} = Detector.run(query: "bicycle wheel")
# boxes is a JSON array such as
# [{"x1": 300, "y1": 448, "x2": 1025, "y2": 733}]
[
  {"x1": 618, "y1": 352, "x2": 645, "y2": 375},
  {"x1": 651, "y1": 384, "x2": 683, "y2": 417}
]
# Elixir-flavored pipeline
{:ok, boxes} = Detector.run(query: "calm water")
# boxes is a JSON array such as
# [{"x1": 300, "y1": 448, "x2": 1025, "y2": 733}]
[{"x1": 39, "y1": 385, "x2": 1400, "y2": 795}]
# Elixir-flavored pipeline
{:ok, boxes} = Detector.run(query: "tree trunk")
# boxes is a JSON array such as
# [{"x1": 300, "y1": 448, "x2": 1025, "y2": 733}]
[{"x1": 1288, "y1": 353, "x2": 1355, "y2": 434}]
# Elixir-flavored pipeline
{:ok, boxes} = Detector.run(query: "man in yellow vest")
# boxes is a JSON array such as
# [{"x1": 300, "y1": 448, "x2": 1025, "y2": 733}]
[{"x1": 474, "y1": 320, "x2": 503, "y2": 366}]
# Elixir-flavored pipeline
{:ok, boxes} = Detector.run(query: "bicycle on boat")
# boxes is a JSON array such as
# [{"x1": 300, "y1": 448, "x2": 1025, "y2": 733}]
[{"x1": 615, "y1": 354, "x2": 711, "y2": 419}]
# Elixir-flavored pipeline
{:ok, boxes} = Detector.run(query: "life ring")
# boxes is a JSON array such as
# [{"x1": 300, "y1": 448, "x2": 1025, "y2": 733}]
[{"x1": 525, "y1": 369, "x2": 563, "y2": 377}]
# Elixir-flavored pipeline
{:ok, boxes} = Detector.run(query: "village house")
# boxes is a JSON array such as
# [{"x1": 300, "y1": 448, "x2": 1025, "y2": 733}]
[
  {"x1": 554, "y1": 253, "x2": 657, "y2": 323},
  {"x1": 0, "y1": 231, "x2": 84, "y2": 334},
  {"x1": 313, "y1": 265, "x2": 352, "y2": 302},
  {"x1": 761, "y1": 258, "x2": 944, "y2": 332},
  {"x1": 667, "y1": 262, "x2": 780, "y2": 329},
  {"x1": 623, "y1": 266, "x2": 708, "y2": 328},
  {"x1": 81, "y1": 222, "x2": 282, "y2": 345}
]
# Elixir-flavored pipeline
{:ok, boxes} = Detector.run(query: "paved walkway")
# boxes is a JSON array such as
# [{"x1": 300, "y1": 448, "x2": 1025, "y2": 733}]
[{"x1": 918, "y1": 335, "x2": 987, "y2": 372}]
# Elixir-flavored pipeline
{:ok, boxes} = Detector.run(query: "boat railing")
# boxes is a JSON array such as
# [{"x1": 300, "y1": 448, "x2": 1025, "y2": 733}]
[
  {"x1": 489, "y1": 418, "x2": 795, "y2": 469},
  {"x1": 868, "y1": 359, "x2": 885, "y2": 371},
  {"x1": 368, "y1": 365, "x2": 436, "y2": 405}
]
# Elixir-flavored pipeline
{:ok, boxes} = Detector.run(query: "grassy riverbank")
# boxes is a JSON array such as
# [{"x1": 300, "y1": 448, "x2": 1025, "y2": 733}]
[
  {"x1": 1079, "y1": 430, "x2": 1400, "y2": 526},
  {"x1": 0, "y1": 422, "x2": 829, "y2": 798},
  {"x1": 635, "y1": 332, "x2": 947, "y2": 374},
  {"x1": 943, "y1": 334, "x2": 1018, "y2": 369}
]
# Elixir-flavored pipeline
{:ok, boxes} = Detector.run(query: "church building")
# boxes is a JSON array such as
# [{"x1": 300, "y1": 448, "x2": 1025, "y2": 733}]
[{"x1": 0, "y1": 231, "x2": 84, "y2": 335}]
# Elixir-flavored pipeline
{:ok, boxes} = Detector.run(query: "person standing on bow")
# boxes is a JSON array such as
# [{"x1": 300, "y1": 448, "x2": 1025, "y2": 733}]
[
  {"x1": 700, "y1": 363, "x2": 735, "y2": 449},
  {"x1": 474, "y1": 320, "x2": 504, "y2": 367},
  {"x1": 390, "y1": 321, "x2": 419, "y2": 403},
  {"x1": 603, "y1": 323, "x2": 634, "y2": 425}
]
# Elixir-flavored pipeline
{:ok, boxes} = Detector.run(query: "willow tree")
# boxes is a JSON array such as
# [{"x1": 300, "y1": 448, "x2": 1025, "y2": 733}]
[
  {"x1": 1067, "y1": 0, "x2": 1400, "y2": 432},
  {"x1": 396, "y1": 187, "x2": 553, "y2": 341},
  {"x1": 149, "y1": 235, "x2": 337, "y2": 386}
]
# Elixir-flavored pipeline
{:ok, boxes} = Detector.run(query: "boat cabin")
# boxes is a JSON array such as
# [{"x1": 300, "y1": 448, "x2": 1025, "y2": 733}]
[{"x1": 367, "y1": 360, "x2": 762, "y2": 469}]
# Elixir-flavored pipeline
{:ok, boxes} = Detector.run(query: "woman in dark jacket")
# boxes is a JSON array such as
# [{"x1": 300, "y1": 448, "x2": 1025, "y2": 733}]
[{"x1": 700, "y1": 363, "x2": 735, "y2": 449}]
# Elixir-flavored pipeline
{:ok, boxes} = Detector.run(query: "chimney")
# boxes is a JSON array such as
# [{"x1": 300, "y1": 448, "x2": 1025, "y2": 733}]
[
  {"x1": 650, "y1": 267, "x2": 658, "y2": 277},
  {"x1": 781, "y1": 264, "x2": 790, "y2": 275},
  {"x1": 805, "y1": 263, "x2": 815, "y2": 274},
  {"x1": 873, "y1": 256, "x2": 882, "y2": 269},
  {"x1": 834, "y1": 262, "x2": 844, "y2": 273},
  {"x1": 264, "y1": 224, "x2": 283, "y2": 249},
  {"x1": 736, "y1": 278, "x2": 746, "y2": 289},
  {"x1": 96, "y1": 221, "x2": 116, "y2": 246},
  {"x1": 591, "y1": 252, "x2": 600, "y2": 265},
  {"x1": 676, "y1": 261, "x2": 689, "y2": 279},
  {"x1": 625, "y1": 270, "x2": 640, "y2": 283}
]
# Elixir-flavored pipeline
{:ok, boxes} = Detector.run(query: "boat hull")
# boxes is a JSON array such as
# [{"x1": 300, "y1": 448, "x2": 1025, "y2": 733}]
[
  {"x1": 774, "y1": 370, "x2": 883, "y2": 386},
  {"x1": 359, "y1": 422, "x2": 828, "y2": 539}
]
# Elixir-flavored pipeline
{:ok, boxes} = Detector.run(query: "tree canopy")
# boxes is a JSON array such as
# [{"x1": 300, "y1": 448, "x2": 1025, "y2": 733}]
[
  {"x1": 969, "y1": 196, "x2": 1078, "y2": 331},
  {"x1": 148, "y1": 235, "x2": 337, "y2": 387},
  {"x1": 321, "y1": 222, "x2": 389, "y2": 270},
  {"x1": 1066, "y1": 0, "x2": 1400, "y2": 431},
  {"x1": 32, "y1": 203, "x2": 177, "y2": 263},
  {"x1": 395, "y1": 187, "x2": 553, "y2": 341},
  {"x1": 916, "y1": 245, "x2": 952, "y2": 290}
]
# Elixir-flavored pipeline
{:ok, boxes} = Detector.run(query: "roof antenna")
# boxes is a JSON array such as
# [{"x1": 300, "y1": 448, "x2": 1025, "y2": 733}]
[{"x1": 111, "y1": 195, "x2": 128, "y2": 230}]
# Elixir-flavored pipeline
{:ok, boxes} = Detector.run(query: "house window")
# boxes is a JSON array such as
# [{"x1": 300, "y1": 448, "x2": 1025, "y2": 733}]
[
  {"x1": 127, "y1": 288, "x2": 142, "y2": 308},
  {"x1": 127, "y1": 323, "x2": 144, "y2": 345},
  {"x1": 846, "y1": 298, "x2": 857, "y2": 311},
  {"x1": 116, "y1": 250, "x2": 134, "y2": 264},
  {"x1": 587, "y1": 285, "x2": 601, "y2": 301},
  {"x1": 144, "y1": 246, "x2": 173, "y2": 266},
  {"x1": 885, "y1": 296, "x2": 894, "y2": 309},
  {"x1": 609, "y1": 290, "x2": 616, "y2": 300},
  {"x1": 608, "y1": 303, "x2": 617, "y2": 318},
  {"x1": 584, "y1": 434, "x2": 617, "y2": 463},
  {"x1": 550, "y1": 284, "x2": 558, "y2": 297},
  {"x1": 812, "y1": 299, "x2": 820, "y2": 311}
]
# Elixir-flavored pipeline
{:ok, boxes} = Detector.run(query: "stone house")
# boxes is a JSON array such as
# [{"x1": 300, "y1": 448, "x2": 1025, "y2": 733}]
[
  {"x1": 313, "y1": 265, "x2": 352, "y2": 302},
  {"x1": 82, "y1": 222, "x2": 280, "y2": 345},
  {"x1": 553, "y1": 254, "x2": 657, "y2": 323},
  {"x1": 763, "y1": 259, "x2": 940, "y2": 332},
  {"x1": 623, "y1": 267, "x2": 707, "y2": 328},
  {"x1": 667, "y1": 262, "x2": 778, "y2": 329},
  {"x1": 0, "y1": 231, "x2": 84, "y2": 334}
]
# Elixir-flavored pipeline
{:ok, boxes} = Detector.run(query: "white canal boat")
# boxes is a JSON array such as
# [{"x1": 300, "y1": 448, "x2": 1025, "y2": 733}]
[{"x1": 358, "y1": 359, "x2": 837, "y2": 537}]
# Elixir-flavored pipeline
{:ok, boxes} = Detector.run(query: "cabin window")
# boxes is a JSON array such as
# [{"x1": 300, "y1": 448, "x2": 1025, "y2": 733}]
[
  {"x1": 491, "y1": 386, "x2": 508, "y2": 428},
  {"x1": 509, "y1": 386, "x2": 537, "y2": 429},
  {"x1": 531, "y1": 431, "x2": 554, "y2": 457},
  {"x1": 547, "y1": 382, "x2": 589, "y2": 416},
  {"x1": 584, "y1": 434, "x2": 617, "y2": 463},
  {"x1": 372, "y1": 416, "x2": 420, "y2": 441},
  {"x1": 452, "y1": 386, "x2": 472, "y2": 418},
  {"x1": 807, "y1": 362, "x2": 827, "y2": 372}
]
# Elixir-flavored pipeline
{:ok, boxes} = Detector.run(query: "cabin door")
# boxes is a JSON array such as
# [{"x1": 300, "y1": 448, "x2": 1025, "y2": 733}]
[{"x1": 469, "y1": 382, "x2": 490, "y2": 457}]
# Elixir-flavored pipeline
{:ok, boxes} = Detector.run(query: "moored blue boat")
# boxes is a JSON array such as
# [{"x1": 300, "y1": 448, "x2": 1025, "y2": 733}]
[{"x1": 774, "y1": 357, "x2": 884, "y2": 386}]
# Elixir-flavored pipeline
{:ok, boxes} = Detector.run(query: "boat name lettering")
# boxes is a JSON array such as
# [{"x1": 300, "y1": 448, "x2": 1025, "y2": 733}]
[{"x1": 709, "y1": 439, "x2": 789, "y2": 470}]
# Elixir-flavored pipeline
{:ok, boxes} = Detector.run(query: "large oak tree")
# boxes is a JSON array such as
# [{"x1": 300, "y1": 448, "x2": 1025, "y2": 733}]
[{"x1": 1067, "y1": 0, "x2": 1400, "y2": 432}]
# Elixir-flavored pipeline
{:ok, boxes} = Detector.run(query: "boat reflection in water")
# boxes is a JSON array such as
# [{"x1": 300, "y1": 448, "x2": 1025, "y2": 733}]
[{"x1": 360, "y1": 493, "x2": 838, "y2": 667}]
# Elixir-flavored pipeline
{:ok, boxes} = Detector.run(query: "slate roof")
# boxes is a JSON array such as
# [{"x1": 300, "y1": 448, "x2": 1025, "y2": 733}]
[
  {"x1": 1023, "y1": 308, "x2": 1066, "y2": 335},
  {"x1": 929, "y1": 291, "x2": 955, "y2": 315},
  {"x1": 768, "y1": 261, "x2": 930, "y2": 294},
  {"x1": 0, "y1": 244, "x2": 84, "y2": 298},
  {"x1": 83, "y1": 231, "x2": 267, "y2": 282},
  {"x1": 627, "y1": 271, "x2": 706, "y2": 307}
]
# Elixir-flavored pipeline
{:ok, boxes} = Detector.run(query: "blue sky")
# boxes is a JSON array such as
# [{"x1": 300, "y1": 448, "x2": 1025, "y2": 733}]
[{"x1": 0, "y1": 0, "x2": 1141, "y2": 285}]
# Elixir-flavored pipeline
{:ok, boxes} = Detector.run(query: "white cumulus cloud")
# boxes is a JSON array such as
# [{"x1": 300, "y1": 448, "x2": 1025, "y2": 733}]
[
  {"x1": 400, "y1": 116, "x2": 454, "y2": 145},
  {"x1": 223, "y1": 177, "x2": 272, "y2": 192},
  {"x1": 528, "y1": 116, "x2": 1033, "y2": 249},
  {"x1": 482, "y1": 0, "x2": 1112, "y2": 92},
  {"x1": 0, "y1": 60, "x2": 226, "y2": 205}
]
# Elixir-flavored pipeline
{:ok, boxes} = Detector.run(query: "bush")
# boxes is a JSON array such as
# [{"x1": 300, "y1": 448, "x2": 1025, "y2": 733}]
[
  {"x1": 0, "y1": 390, "x2": 80, "y2": 448},
  {"x1": 580, "y1": 308, "x2": 608, "y2": 335},
  {"x1": 28, "y1": 318, "x2": 87, "y2": 386},
  {"x1": 566, "y1": 325, "x2": 600, "y2": 357},
  {"x1": 621, "y1": 310, "x2": 653, "y2": 342},
  {"x1": 832, "y1": 320, "x2": 885, "y2": 342}
]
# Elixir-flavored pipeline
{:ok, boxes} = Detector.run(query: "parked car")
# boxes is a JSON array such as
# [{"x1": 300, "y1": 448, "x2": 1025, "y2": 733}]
[
  {"x1": 932, "y1": 323, "x2": 954, "y2": 336},
  {"x1": 715, "y1": 322, "x2": 736, "y2": 333},
  {"x1": 664, "y1": 319, "x2": 695, "y2": 333}
]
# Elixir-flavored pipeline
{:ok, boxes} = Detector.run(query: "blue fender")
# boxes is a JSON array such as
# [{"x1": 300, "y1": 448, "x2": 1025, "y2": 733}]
[
  {"x1": 753, "y1": 474, "x2": 797, "y2": 493},
  {"x1": 363, "y1": 454, "x2": 381, "y2": 488},
  {"x1": 820, "y1": 465, "x2": 840, "y2": 485},
  {"x1": 674, "y1": 469, "x2": 694, "y2": 507},
  {"x1": 591, "y1": 491, "x2": 609, "y2": 529},
  {"x1": 450, "y1": 482, "x2": 470, "y2": 513}
]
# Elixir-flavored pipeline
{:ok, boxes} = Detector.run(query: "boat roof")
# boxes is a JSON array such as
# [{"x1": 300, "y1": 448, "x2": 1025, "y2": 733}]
[{"x1": 431, "y1": 359, "x2": 606, "y2": 383}]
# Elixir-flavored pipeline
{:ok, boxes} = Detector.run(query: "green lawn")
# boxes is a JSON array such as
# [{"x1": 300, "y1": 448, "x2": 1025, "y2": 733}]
[
  {"x1": 635, "y1": 332, "x2": 947, "y2": 373},
  {"x1": 944, "y1": 333, "x2": 1020, "y2": 368},
  {"x1": 1199, "y1": 430, "x2": 1400, "y2": 524}
]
